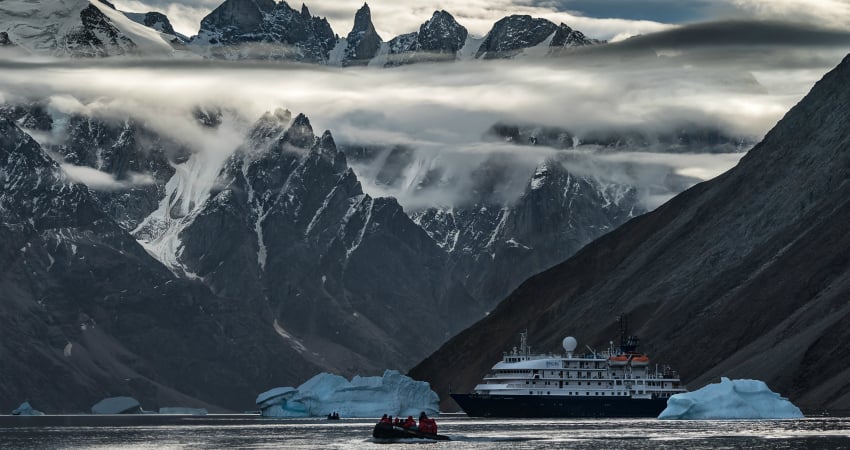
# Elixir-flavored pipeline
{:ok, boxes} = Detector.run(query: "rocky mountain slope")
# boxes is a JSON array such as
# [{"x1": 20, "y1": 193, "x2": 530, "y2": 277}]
[
  {"x1": 411, "y1": 54, "x2": 850, "y2": 412},
  {"x1": 1, "y1": 102, "x2": 489, "y2": 409},
  {"x1": 0, "y1": 116, "x2": 324, "y2": 413}
]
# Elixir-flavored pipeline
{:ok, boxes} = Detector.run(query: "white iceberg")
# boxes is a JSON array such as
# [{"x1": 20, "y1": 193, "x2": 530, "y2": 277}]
[
  {"x1": 257, "y1": 370, "x2": 439, "y2": 418},
  {"x1": 91, "y1": 396, "x2": 142, "y2": 415},
  {"x1": 658, "y1": 377, "x2": 804, "y2": 420},
  {"x1": 11, "y1": 402, "x2": 44, "y2": 416}
]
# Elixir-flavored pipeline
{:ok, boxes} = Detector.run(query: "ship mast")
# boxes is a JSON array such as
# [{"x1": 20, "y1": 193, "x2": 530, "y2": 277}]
[{"x1": 519, "y1": 330, "x2": 529, "y2": 357}]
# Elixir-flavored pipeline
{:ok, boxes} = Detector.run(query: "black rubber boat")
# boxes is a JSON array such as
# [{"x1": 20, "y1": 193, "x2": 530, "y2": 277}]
[{"x1": 372, "y1": 423, "x2": 450, "y2": 441}]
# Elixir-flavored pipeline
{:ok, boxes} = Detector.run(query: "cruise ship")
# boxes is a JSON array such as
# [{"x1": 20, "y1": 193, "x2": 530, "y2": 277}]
[{"x1": 451, "y1": 321, "x2": 687, "y2": 418}]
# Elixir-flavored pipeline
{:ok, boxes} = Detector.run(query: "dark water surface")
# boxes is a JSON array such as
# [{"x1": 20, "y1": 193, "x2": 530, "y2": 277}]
[{"x1": 1, "y1": 415, "x2": 849, "y2": 449}]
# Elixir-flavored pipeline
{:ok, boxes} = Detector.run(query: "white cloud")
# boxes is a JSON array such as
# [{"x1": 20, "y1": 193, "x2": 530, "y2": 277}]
[
  {"x1": 60, "y1": 162, "x2": 158, "y2": 191},
  {"x1": 3, "y1": 25, "x2": 847, "y2": 208},
  {"x1": 727, "y1": 0, "x2": 850, "y2": 30}
]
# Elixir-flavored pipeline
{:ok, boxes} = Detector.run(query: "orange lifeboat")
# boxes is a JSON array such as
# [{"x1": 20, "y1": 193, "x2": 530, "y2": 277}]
[
  {"x1": 630, "y1": 354, "x2": 650, "y2": 366},
  {"x1": 608, "y1": 355, "x2": 629, "y2": 366}
]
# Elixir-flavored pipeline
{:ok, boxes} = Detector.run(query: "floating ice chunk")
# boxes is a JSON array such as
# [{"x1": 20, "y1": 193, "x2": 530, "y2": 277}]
[
  {"x1": 257, "y1": 370, "x2": 439, "y2": 418},
  {"x1": 658, "y1": 377, "x2": 804, "y2": 420},
  {"x1": 91, "y1": 396, "x2": 142, "y2": 415},
  {"x1": 158, "y1": 407, "x2": 208, "y2": 415},
  {"x1": 11, "y1": 402, "x2": 44, "y2": 416}
]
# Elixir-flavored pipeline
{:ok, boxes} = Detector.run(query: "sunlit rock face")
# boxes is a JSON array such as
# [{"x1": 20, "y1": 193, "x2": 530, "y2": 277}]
[{"x1": 0, "y1": 0, "x2": 176, "y2": 57}]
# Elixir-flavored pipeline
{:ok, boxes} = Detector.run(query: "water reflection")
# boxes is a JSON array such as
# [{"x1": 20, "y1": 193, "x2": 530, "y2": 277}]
[{"x1": 0, "y1": 416, "x2": 848, "y2": 449}]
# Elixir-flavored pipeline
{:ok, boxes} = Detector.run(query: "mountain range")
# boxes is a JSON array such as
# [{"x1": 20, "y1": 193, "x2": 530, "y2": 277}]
[
  {"x1": 411, "y1": 53, "x2": 850, "y2": 412},
  {"x1": 4, "y1": 0, "x2": 843, "y2": 415},
  {"x1": 0, "y1": 0, "x2": 600, "y2": 64},
  {"x1": 0, "y1": 87, "x2": 740, "y2": 411}
]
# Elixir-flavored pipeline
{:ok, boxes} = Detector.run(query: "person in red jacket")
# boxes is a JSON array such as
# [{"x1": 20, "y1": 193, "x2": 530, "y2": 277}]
[
  {"x1": 418, "y1": 412, "x2": 437, "y2": 434},
  {"x1": 402, "y1": 415, "x2": 416, "y2": 429},
  {"x1": 379, "y1": 414, "x2": 392, "y2": 424}
]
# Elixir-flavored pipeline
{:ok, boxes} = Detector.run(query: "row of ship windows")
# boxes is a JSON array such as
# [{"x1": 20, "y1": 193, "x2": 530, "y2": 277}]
[
  {"x1": 497, "y1": 370, "x2": 644, "y2": 379},
  {"x1": 530, "y1": 391, "x2": 629, "y2": 396},
  {"x1": 524, "y1": 380, "x2": 670, "y2": 387}
]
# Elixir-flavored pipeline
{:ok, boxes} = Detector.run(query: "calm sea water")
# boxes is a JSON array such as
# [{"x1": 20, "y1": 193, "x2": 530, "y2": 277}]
[{"x1": 1, "y1": 415, "x2": 849, "y2": 449}]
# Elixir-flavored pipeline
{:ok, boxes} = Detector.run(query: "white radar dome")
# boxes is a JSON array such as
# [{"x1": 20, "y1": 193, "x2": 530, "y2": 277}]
[{"x1": 562, "y1": 336, "x2": 577, "y2": 353}]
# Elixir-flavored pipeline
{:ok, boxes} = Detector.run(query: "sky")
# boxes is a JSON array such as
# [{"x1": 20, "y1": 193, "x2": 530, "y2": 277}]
[{"x1": 110, "y1": 0, "x2": 850, "y2": 42}]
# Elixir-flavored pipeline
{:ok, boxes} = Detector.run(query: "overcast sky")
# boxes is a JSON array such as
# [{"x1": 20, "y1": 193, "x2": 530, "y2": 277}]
[{"x1": 111, "y1": 0, "x2": 850, "y2": 41}]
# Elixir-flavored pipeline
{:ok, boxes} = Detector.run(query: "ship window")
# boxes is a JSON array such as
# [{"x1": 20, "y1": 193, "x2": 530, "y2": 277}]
[{"x1": 530, "y1": 391, "x2": 533, "y2": 394}]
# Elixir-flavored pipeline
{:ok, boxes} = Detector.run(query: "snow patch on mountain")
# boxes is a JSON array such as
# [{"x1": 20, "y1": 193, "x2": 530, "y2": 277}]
[{"x1": 132, "y1": 113, "x2": 244, "y2": 274}]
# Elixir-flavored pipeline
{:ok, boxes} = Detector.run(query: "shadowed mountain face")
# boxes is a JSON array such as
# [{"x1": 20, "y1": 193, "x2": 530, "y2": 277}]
[
  {"x1": 0, "y1": 117, "x2": 322, "y2": 413},
  {"x1": 410, "y1": 54, "x2": 850, "y2": 412}
]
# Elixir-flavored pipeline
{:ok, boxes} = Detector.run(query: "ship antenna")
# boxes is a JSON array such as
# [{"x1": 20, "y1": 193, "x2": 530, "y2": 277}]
[{"x1": 618, "y1": 314, "x2": 628, "y2": 353}]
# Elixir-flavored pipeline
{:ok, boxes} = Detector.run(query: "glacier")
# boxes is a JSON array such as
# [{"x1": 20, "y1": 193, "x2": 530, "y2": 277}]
[
  {"x1": 658, "y1": 377, "x2": 804, "y2": 420},
  {"x1": 256, "y1": 370, "x2": 439, "y2": 418}
]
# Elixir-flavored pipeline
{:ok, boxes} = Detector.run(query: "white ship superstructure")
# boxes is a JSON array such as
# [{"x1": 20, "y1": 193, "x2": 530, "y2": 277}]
[{"x1": 471, "y1": 331, "x2": 686, "y2": 400}]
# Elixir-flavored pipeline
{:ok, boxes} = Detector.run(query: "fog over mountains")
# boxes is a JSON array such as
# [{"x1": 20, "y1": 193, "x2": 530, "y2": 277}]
[{"x1": 2, "y1": 0, "x2": 850, "y2": 413}]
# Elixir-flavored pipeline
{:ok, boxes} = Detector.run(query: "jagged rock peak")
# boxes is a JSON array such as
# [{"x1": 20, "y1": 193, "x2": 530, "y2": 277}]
[
  {"x1": 344, "y1": 2, "x2": 382, "y2": 65},
  {"x1": 301, "y1": 3, "x2": 311, "y2": 19},
  {"x1": 141, "y1": 12, "x2": 177, "y2": 36},
  {"x1": 352, "y1": 3, "x2": 374, "y2": 32},
  {"x1": 550, "y1": 22, "x2": 598, "y2": 48},
  {"x1": 201, "y1": 0, "x2": 276, "y2": 35},
  {"x1": 418, "y1": 10, "x2": 467, "y2": 53},
  {"x1": 476, "y1": 15, "x2": 560, "y2": 58},
  {"x1": 283, "y1": 113, "x2": 316, "y2": 148},
  {"x1": 314, "y1": 129, "x2": 348, "y2": 172},
  {"x1": 248, "y1": 108, "x2": 291, "y2": 143}
]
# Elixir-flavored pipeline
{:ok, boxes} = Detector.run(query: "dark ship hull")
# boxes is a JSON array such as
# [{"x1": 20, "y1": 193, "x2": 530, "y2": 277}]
[{"x1": 451, "y1": 393, "x2": 668, "y2": 418}]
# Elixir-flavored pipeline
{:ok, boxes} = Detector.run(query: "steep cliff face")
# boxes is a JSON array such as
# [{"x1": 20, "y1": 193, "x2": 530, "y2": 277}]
[
  {"x1": 411, "y1": 54, "x2": 850, "y2": 412},
  {"x1": 0, "y1": 116, "x2": 321, "y2": 413},
  {"x1": 342, "y1": 3, "x2": 382, "y2": 66},
  {"x1": 475, "y1": 15, "x2": 597, "y2": 59},
  {"x1": 385, "y1": 11, "x2": 468, "y2": 66},
  {"x1": 193, "y1": 0, "x2": 337, "y2": 62}
]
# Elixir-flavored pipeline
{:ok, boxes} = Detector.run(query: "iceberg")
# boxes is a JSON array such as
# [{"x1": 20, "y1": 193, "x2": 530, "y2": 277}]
[
  {"x1": 11, "y1": 402, "x2": 44, "y2": 416},
  {"x1": 257, "y1": 370, "x2": 439, "y2": 418},
  {"x1": 658, "y1": 377, "x2": 804, "y2": 420},
  {"x1": 158, "y1": 407, "x2": 208, "y2": 415},
  {"x1": 91, "y1": 396, "x2": 143, "y2": 415}
]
